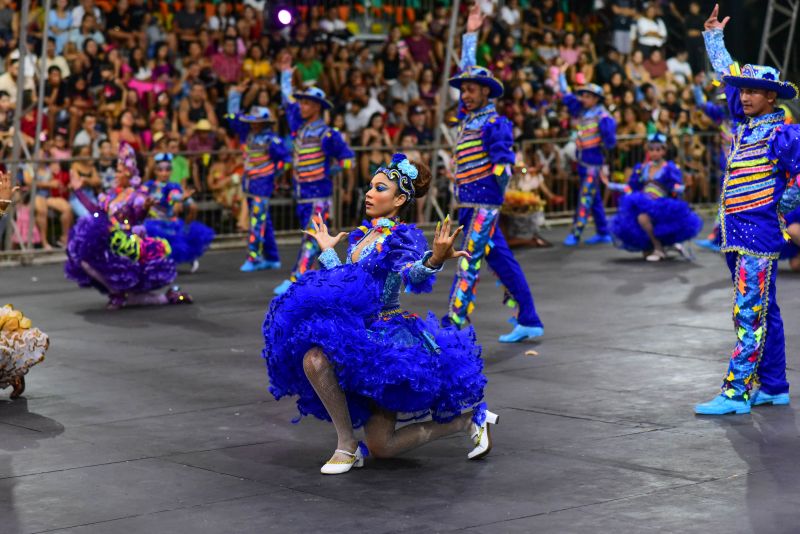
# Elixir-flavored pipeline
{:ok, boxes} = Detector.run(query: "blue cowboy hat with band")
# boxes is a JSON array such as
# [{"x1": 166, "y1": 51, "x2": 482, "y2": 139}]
[
  {"x1": 449, "y1": 66, "x2": 505, "y2": 99},
  {"x1": 723, "y1": 64, "x2": 799, "y2": 100},
  {"x1": 647, "y1": 131, "x2": 668, "y2": 145},
  {"x1": 240, "y1": 106, "x2": 275, "y2": 123},
  {"x1": 575, "y1": 83, "x2": 604, "y2": 99},
  {"x1": 293, "y1": 86, "x2": 333, "y2": 109}
]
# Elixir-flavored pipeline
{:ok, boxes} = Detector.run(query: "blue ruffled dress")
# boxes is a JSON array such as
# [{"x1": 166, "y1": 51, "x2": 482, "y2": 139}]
[
  {"x1": 143, "y1": 181, "x2": 215, "y2": 265},
  {"x1": 610, "y1": 161, "x2": 703, "y2": 252},
  {"x1": 262, "y1": 218, "x2": 487, "y2": 429}
]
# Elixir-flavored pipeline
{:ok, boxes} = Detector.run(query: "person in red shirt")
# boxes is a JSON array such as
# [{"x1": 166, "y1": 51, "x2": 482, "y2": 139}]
[{"x1": 212, "y1": 36, "x2": 243, "y2": 85}]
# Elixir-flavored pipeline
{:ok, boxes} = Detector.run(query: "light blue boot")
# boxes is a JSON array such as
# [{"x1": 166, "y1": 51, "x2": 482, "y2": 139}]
[
  {"x1": 750, "y1": 390, "x2": 790, "y2": 406},
  {"x1": 274, "y1": 279, "x2": 293, "y2": 295},
  {"x1": 584, "y1": 233, "x2": 612, "y2": 245},
  {"x1": 259, "y1": 260, "x2": 282, "y2": 270},
  {"x1": 498, "y1": 324, "x2": 544, "y2": 343},
  {"x1": 240, "y1": 259, "x2": 262, "y2": 272},
  {"x1": 694, "y1": 394, "x2": 751, "y2": 415},
  {"x1": 694, "y1": 239, "x2": 721, "y2": 252},
  {"x1": 563, "y1": 234, "x2": 579, "y2": 247}
]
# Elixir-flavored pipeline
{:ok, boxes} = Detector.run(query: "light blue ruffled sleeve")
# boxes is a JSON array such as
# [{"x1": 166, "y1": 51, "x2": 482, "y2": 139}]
[
  {"x1": 402, "y1": 251, "x2": 443, "y2": 294},
  {"x1": 461, "y1": 32, "x2": 478, "y2": 70},
  {"x1": 703, "y1": 29, "x2": 734, "y2": 75},
  {"x1": 318, "y1": 248, "x2": 342, "y2": 269}
]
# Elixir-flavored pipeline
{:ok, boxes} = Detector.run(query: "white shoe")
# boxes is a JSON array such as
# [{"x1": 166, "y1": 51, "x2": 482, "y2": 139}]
[
  {"x1": 320, "y1": 446, "x2": 364, "y2": 475},
  {"x1": 190, "y1": 260, "x2": 200, "y2": 273},
  {"x1": 468, "y1": 410, "x2": 499, "y2": 460},
  {"x1": 672, "y1": 242, "x2": 695, "y2": 261},
  {"x1": 645, "y1": 250, "x2": 666, "y2": 262}
]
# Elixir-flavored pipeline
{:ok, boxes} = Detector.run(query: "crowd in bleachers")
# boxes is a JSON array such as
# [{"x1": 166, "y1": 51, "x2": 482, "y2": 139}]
[{"x1": 0, "y1": 0, "x2": 729, "y2": 249}]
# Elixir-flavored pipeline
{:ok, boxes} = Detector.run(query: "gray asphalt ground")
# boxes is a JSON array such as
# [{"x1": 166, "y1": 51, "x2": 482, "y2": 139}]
[{"x1": 2, "y1": 223, "x2": 800, "y2": 533}]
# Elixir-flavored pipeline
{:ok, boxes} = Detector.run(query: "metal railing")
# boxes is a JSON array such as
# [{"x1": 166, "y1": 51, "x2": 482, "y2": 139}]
[{"x1": 0, "y1": 131, "x2": 724, "y2": 264}]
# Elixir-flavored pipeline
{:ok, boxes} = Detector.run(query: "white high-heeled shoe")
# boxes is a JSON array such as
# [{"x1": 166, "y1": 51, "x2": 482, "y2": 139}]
[
  {"x1": 320, "y1": 445, "x2": 365, "y2": 475},
  {"x1": 468, "y1": 410, "x2": 499, "y2": 460}
]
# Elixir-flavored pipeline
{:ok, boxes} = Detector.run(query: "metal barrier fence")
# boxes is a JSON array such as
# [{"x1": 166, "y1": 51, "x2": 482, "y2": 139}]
[{"x1": 0, "y1": 131, "x2": 723, "y2": 263}]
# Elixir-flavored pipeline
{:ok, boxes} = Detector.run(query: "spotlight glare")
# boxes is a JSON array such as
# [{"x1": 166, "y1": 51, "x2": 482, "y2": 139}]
[{"x1": 277, "y1": 9, "x2": 292, "y2": 25}]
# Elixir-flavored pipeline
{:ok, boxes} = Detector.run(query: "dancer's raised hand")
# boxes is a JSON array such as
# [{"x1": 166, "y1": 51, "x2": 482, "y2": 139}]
[
  {"x1": 430, "y1": 215, "x2": 470, "y2": 267},
  {"x1": 466, "y1": 3, "x2": 485, "y2": 33},
  {"x1": 704, "y1": 4, "x2": 730, "y2": 32},
  {"x1": 304, "y1": 216, "x2": 348, "y2": 251}
]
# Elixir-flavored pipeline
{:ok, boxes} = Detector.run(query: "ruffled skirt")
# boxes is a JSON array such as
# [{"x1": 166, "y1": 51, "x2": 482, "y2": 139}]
[
  {"x1": 0, "y1": 305, "x2": 48, "y2": 388},
  {"x1": 144, "y1": 219, "x2": 215, "y2": 264},
  {"x1": 65, "y1": 213, "x2": 177, "y2": 295},
  {"x1": 262, "y1": 263, "x2": 486, "y2": 428},
  {"x1": 611, "y1": 192, "x2": 703, "y2": 252}
]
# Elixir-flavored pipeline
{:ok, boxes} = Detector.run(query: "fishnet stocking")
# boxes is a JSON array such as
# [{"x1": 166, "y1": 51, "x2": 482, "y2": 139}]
[
  {"x1": 302, "y1": 348, "x2": 358, "y2": 462},
  {"x1": 364, "y1": 408, "x2": 473, "y2": 459}
]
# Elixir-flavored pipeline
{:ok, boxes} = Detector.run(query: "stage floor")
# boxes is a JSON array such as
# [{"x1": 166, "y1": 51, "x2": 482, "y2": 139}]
[{"x1": 2, "y1": 225, "x2": 799, "y2": 533}]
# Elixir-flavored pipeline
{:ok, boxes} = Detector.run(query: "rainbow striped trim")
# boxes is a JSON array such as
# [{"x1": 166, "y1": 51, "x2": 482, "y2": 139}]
[{"x1": 454, "y1": 129, "x2": 493, "y2": 185}]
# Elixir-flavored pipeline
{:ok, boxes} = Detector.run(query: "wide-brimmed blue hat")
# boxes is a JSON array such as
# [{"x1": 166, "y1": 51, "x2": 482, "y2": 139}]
[
  {"x1": 449, "y1": 66, "x2": 504, "y2": 99},
  {"x1": 647, "y1": 131, "x2": 668, "y2": 145},
  {"x1": 723, "y1": 64, "x2": 798, "y2": 100},
  {"x1": 240, "y1": 106, "x2": 275, "y2": 123},
  {"x1": 293, "y1": 87, "x2": 333, "y2": 109},
  {"x1": 575, "y1": 83, "x2": 604, "y2": 99}
]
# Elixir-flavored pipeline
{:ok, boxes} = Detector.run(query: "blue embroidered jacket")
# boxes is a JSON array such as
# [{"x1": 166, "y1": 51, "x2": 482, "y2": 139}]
[{"x1": 705, "y1": 29, "x2": 800, "y2": 257}]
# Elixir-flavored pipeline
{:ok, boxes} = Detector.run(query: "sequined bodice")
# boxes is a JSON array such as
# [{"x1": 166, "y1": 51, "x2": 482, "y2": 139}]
[
  {"x1": 347, "y1": 221, "x2": 404, "y2": 310},
  {"x1": 103, "y1": 186, "x2": 150, "y2": 230}
]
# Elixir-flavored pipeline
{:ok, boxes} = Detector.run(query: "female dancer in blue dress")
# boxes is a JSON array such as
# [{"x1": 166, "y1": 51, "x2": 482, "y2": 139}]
[
  {"x1": 65, "y1": 143, "x2": 191, "y2": 309},
  {"x1": 143, "y1": 152, "x2": 215, "y2": 273},
  {"x1": 605, "y1": 132, "x2": 703, "y2": 261},
  {"x1": 263, "y1": 154, "x2": 497, "y2": 475}
]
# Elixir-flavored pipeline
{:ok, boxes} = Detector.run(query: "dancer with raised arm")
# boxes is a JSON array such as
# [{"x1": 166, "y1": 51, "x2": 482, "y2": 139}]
[
  {"x1": 694, "y1": 5, "x2": 800, "y2": 415},
  {"x1": 227, "y1": 85, "x2": 291, "y2": 272},
  {"x1": 444, "y1": 4, "x2": 544, "y2": 343},
  {"x1": 273, "y1": 52, "x2": 355, "y2": 295},
  {"x1": 263, "y1": 155, "x2": 496, "y2": 474}
]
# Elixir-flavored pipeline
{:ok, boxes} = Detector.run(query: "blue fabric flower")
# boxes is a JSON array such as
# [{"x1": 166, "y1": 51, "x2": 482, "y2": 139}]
[{"x1": 397, "y1": 159, "x2": 418, "y2": 181}]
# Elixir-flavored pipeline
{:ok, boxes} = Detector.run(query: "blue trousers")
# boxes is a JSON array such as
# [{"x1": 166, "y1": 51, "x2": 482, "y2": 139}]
[
  {"x1": 571, "y1": 165, "x2": 608, "y2": 238},
  {"x1": 246, "y1": 195, "x2": 279, "y2": 263},
  {"x1": 722, "y1": 252, "x2": 788, "y2": 399},
  {"x1": 447, "y1": 207, "x2": 543, "y2": 328},
  {"x1": 290, "y1": 199, "x2": 331, "y2": 281}
]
